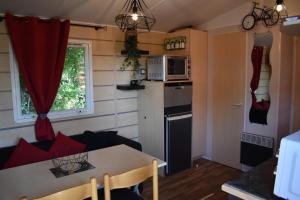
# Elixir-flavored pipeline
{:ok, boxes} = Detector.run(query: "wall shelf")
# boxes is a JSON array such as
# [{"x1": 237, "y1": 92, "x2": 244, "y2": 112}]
[{"x1": 116, "y1": 84, "x2": 145, "y2": 90}]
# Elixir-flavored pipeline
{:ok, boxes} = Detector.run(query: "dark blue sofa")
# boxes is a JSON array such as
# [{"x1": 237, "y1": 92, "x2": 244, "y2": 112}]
[{"x1": 0, "y1": 130, "x2": 142, "y2": 170}]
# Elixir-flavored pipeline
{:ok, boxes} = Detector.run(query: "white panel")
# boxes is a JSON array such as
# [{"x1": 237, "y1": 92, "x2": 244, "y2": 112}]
[
  {"x1": 0, "y1": 35, "x2": 9, "y2": 53},
  {"x1": 0, "y1": 73, "x2": 11, "y2": 91},
  {"x1": 93, "y1": 71, "x2": 114, "y2": 86},
  {"x1": 131, "y1": 137, "x2": 139, "y2": 142},
  {"x1": 116, "y1": 125, "x2": 139, "y2": 139},
  {"x1": 53, "y1": 115, "x2": 116, "y2": 136},
  {"x1": 117, "y1": 112, "x2": 138, "y2": 127},
  {"x1": 117, "y1": 98, "x2": 137, "y2": 113},
  {"x1": 0, "y1": 22, "x2": 7, "y2": 34},
  {"x1": 0, "y1": 115, "x2": 116, "y2": 147},
  {"x1": 93, "y1": 86, "x2": 115, "y2": 101},
  {"x1": 116, "y1": 89, "x2": 137, "y2": 99},
  {"x1": 0, "y1": 110, "x2": 14, "y2": 128},
  {"x1": 92, "y1": 40, "x2": 115, "y2": 56},
  {"x1": 93, "y1": 55, "x2": 115, "y2": 71},
  {"x1": 94, "y1": 101, "x2": 115, "y2": 115},
  {"x1": 116, "y1": 71, "x2": 132, "y2": 85},
  {"x1": 0, "y1": 91, "x2": 13, "y2": 110},
  {"x1": 0, "y1": 126, "x2": 35, "y2": 148},
  {"x1": 0, "y1": 54, "x2": 10, "y2": 72}
]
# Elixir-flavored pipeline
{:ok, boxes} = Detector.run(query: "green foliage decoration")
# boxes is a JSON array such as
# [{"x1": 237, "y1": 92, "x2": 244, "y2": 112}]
[{"x1": 120, "y1": 31, "x2": 142, "y2": 80}]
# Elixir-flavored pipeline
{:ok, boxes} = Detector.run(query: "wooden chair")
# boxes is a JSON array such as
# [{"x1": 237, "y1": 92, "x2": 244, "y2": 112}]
[
  {"x1": 103, "y1": 160, "x2": 158, "y2": 200},
  {"x1": 20, "y1": 177, "x2": 98, "y2": 200}
]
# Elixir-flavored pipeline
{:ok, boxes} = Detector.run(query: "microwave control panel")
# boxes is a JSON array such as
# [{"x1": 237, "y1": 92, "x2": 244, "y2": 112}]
[{"x1": 147, "y1": 56, "x2": 165, "y2": 81}]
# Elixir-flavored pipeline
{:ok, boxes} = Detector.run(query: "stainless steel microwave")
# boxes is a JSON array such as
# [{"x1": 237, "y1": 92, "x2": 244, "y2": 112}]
[{"x1": 147, "y1": 55, "x2": 191, "y2": 81}]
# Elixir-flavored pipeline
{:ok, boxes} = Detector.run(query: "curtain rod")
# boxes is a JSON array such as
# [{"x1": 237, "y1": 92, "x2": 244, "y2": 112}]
[{"x1": 0, "y1": 15, "x2": 106, "y2": 31}]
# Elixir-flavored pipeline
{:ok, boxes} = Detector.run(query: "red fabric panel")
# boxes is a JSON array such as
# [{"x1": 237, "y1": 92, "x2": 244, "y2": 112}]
[
  {"x1": 3, "y1": 138, "x2": 52, "y2": 169},
  {"x1": 5, "y1": 13, "x2": 70, "y2": 141},
  {"x1": 49, "y1": 132, "x2": 86, "y2": 158},
  {"x1": 250, "y1": 46, "x2": 264, "y2": 110}
]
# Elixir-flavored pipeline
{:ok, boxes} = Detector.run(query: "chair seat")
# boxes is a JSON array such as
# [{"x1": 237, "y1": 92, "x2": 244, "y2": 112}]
[{"x1": 97, "y1": 188, "x2": 143, "y2": 200}]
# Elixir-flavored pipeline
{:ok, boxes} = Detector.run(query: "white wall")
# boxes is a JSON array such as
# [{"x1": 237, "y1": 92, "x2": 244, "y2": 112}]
[{"x1": 0, "y1": 22, "x2": 165, "y2": 148}]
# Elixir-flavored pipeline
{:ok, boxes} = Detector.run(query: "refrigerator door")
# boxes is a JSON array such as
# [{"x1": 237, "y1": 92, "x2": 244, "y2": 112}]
[{"x1": 166, "y1": 113, "x2": 192, "y2": 175}]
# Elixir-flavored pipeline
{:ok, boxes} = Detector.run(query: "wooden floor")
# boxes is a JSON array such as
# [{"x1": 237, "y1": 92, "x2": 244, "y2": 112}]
[{"x1": 142, "y1": 159, "x2": 242, "y2": 200}]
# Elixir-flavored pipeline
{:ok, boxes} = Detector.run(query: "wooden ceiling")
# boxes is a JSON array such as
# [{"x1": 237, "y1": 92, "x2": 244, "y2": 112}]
[{"x1": 0, "y1": 0, "x2": 249, "y2": 32}]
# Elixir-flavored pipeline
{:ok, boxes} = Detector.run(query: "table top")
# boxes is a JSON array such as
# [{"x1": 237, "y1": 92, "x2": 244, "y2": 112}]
[
  {"x1": 0, "y1": 145, "x2": 166, "y2": 200},
  {"x1": 222, "y1": 159, "x2": 283, "y2": 200}
]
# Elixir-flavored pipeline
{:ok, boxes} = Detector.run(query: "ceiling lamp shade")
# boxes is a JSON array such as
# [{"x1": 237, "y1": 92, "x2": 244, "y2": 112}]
[
  {"x1": 274, "y1": 0, "x2": 288, "y2": 18},
  {"x1": 115, "y1": 0, "x2": 156, "y2": 31}
]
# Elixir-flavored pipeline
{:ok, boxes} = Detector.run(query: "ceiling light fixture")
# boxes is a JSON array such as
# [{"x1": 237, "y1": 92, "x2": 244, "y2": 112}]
[
  {"x1": 274, "y1": 0, "x2": 288, "y2": 18},
  {"x1": 115, "y1": 0, "x2": 156, "y2": 31}
]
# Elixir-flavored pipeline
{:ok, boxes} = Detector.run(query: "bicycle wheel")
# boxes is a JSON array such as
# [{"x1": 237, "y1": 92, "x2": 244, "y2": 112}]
[
  {"x1": 264, "y1": 8, "x2": 279, "y2": 26},
  {"x1": 242, "y1": 14, "x2": 256, "y2": 30}
]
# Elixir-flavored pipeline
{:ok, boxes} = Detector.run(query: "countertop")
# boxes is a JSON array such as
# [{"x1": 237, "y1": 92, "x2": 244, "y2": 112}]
[{"x1": 222, "y1": 159, "x2": 284, "y2": 200}]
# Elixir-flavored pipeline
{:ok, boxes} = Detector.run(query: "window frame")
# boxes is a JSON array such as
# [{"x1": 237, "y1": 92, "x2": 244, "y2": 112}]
[{"x1": 9, "y1": 39, "x2": 94, "y2": 123}]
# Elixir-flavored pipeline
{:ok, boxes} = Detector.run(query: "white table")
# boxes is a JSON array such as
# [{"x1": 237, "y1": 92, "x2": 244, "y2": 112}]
[{"x1": 0, "y1": 144, "x2": 166, "y2": 200}]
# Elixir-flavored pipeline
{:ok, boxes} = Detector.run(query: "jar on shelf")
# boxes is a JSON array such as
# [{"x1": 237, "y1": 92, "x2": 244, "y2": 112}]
[
  {"x1": 180, "y1": 37, "x2": 185, "y2": 49},
  {"x1": 170, "y1": 40, "x2": 175, "y2": 49},
  {"x1": 166, "y1": 40, "x2": 171, "y2": 50},
  {"x1": 175, "y1": 39, "x2": 180, "y2": 49}
]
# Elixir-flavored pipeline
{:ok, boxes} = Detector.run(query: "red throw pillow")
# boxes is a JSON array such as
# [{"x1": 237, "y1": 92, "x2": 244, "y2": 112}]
[
  {"x1": 3, "y1": 138, "x2": 52, "y2": 169},
  {"x1": 49, "y1": 132, "x2": 86, "y2": 158}
]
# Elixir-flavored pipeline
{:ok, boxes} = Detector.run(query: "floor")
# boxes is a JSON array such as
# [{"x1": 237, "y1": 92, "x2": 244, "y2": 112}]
[{"x1": 142, "y1": 159, "x2": 242, "y2": 200}]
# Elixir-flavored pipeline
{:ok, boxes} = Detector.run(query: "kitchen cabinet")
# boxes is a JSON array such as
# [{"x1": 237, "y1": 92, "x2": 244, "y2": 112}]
[{"x1": 165, "y1": 29, "x2": 208, "y2": 159}]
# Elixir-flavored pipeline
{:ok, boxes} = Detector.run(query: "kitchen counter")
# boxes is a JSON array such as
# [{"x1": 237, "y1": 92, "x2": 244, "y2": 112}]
[{"x1": 222, "y1": 159, "x2": 284, "y2": 200}]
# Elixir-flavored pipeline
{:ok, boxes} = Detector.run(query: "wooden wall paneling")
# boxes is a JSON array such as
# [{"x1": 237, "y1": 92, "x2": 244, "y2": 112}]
[
  {"x1": 0, "y1": 35, "x2": 9, "y2": 53},
  {"x1": 93, "y1": 55, "x2": 116, "y2": 71},
  {"x1": 0, "y1": 91, "x2": 13, "y2": 110},
  {"x1": 0, "y1": 22, "x2": 7, "y2": 34},
  {"x1": 190, "y1": 30, "x2": 208, "y2": 159},
  {"x1": 93, "y1": 71, "x2": 114, "y2": 86},
  {"x1": 138, "y1": 31, "x2": 165, "y2": 45},
  {"x1": 116, "y1": 98, "x2": 138, "y2": 113},
  {"x1": 92, "y1": 40, "x2": 115, "y2": 56},
  {"x1": 69, "y1": 26, "x2": 114, "y2": 41},
  {"x1": 93, "y1": 86, "x2": 115, "y2": 101},
  {"x1": 115, "y1": 42, "x2": 124, "y2": 56},
  {"x1": 53, "y1": 115, "x2": 116, "y2": 135},
  {"x1": 116, "y1": 125, "x2": 139, "y2": 139},
  {"x1": 0, "y1": 110, "x2": 14, "y2": 128},
  {"x1": 277, "y1": 33, "x2": 294, "y2": 145},
  {"x1": 0, "y1": 73, "x2": 11, "y2": 91},
  {"x1": 116, "y1": 71, "x2": 132, "y2": 85},
  {"x1": 0, "y1": 22, "x2": 169, "y2": 147},
  {"x1": 116, "y1": 89, "x2": 137, "y2": 99},
  {"x1": 117, "y1": 112, "x2": 138, "y2": 127},
  {"x1": 0, "y1": 54, "x2": 10, "y2": 72},
  {"x1": 292, "y1": 37, "x2": 300, "y2": 131},
  {"x1": 211, "y1": 31, "x2": 246, "y2": 169},
  {"x1": 94, "y1": 101, "x2": 115, "y2": 115}
]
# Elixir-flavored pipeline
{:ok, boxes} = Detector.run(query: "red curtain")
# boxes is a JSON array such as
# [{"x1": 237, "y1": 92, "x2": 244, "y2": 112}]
[
  {"x1": 250, "y1": 46, "x2": 268, "y2": 110},
  {"x1": 5, "y1": 13, "x2": 70, "y2": 141}
]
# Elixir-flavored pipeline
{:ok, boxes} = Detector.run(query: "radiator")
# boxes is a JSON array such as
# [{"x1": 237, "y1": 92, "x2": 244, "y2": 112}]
[{"x1": 240, "y1": 132, "x2": 274, "y2": 167}]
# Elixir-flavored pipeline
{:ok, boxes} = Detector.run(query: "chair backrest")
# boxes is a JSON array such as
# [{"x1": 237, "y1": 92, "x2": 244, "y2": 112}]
[
  {"x1": 20, "y1": 177, "x2": 98, "y2": 200},
  {"x1": 104, "y1": 159, "x2": 158, "y2": 200}
]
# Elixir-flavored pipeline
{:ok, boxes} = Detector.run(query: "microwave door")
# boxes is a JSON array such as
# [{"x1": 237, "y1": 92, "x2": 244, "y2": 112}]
[{"x1": 166, "y1": 57, "x2": 188, "y2": 81}]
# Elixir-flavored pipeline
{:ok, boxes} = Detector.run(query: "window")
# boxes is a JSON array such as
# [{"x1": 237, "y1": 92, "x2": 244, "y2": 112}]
[{"x1": 10, "y1": 39, "x2": 94, "y2": 123}]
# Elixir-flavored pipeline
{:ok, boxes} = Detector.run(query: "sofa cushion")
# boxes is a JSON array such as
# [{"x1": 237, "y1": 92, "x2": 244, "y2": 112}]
[
  {"x1": 3, "y1": 138, "x2": 52, "y2": 169},
  {"x1": 71, "y1": 131, "x2": 118, "y2": 152},
  {"x1": 49, "y1": 132, "x2": 86, "y2": 158}
]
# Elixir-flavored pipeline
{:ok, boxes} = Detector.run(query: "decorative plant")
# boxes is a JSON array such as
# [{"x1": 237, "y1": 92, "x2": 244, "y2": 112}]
[{"x1": 120, "y1": 29, "x2": 141, "y2": 80}]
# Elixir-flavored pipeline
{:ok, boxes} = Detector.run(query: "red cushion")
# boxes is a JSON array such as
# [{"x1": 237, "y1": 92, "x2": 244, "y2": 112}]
[
  {"x1": 49, "y1": 132, "x2": 86, "y2": 158},
  {"x1": 3, "y1": 138, "x2": 52, "y2": 169}
]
